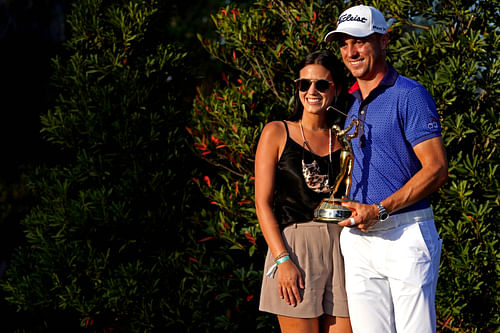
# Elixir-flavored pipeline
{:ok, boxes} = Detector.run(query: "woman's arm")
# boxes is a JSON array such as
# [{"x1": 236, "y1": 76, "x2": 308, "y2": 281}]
[{"x1": 255, "y1": 121, "x2": 304, "y2": 306}]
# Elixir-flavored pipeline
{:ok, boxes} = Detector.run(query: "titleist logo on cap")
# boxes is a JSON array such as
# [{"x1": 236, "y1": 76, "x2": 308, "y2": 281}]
[
  {"x1": 338, "y1": 13, "x2": 367, "y2": 25},
  {"x1": 323, "y1": 5, "x2": 388, "y2": 41}
]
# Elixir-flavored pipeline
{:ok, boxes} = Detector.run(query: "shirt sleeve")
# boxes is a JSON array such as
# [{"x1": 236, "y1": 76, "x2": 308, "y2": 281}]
[{"x1": 402, "y1": 85, "x2": 442, "y2": 147}]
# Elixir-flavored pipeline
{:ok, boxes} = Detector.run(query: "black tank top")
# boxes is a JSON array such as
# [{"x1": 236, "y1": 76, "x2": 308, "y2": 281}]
[{"x1": 274, "y1": 121, "x2": 343, "y2": 228}]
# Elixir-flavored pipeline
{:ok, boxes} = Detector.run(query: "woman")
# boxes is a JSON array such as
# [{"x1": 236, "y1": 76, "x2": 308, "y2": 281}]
[{"x1": 255, "y1": 50, "x2": 352, "y2": 333}]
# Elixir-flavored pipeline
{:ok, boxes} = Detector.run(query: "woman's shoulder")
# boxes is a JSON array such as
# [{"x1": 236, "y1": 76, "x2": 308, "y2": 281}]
[
  {"x1": 264, "y1": 120, "x2": 285, "y2": 129},
  {"x1": 262, "y1": 120, "x2": 288, "y2": 138},
  {"x1": 258, "y1": 121, "x2": 292, "y2": 156}
]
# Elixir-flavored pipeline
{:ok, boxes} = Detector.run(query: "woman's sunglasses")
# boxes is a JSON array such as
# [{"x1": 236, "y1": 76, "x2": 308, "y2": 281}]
[{"x1": 295, "y1": 79, "x2": 333, "y2": 93}]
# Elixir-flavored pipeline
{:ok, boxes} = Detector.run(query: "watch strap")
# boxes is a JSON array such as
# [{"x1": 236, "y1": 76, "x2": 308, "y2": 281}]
[{"x1": 375, "y1": 202, "x2": 389, "y2": 221}]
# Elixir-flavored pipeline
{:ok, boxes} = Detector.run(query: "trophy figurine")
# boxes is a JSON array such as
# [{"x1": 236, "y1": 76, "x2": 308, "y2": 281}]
[{"x1": 314, "y1": 107, "x2": 359, "y2": 222}]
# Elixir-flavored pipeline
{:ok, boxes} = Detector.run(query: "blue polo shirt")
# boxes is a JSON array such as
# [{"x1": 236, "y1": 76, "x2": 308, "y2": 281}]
[{"x1": 346, "y1": 64, "x2": 442, "y2": 214}]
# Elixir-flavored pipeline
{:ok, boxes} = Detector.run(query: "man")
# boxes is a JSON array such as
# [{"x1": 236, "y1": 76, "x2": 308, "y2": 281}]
[{"x1": 324, "y1": 5, "x2": 448, "y2": 333}]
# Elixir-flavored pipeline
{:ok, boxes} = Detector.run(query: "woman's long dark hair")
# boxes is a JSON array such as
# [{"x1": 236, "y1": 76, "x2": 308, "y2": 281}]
[{"x1": 289, "y1": 50, "x2": 350, "y2": 127}]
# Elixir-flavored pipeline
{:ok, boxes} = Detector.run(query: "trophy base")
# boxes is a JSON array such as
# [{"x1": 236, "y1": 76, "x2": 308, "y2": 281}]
[{"x1": 314, "y1": 198, "x2": 353, "y2": 223}]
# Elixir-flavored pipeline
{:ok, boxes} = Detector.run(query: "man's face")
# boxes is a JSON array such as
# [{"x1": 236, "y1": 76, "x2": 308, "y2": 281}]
[{"x1": 337, "y1": 33, "x2": 388, "y2": 81}]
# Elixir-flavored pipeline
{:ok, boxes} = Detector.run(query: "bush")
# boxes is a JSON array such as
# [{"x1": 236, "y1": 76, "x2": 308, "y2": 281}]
[{"x1": 1, "y1": 0, "x2": 197, "y2": 331}]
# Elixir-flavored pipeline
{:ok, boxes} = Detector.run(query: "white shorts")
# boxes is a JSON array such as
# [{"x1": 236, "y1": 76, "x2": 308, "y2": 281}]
[{"x1": 340, "y1": 208, "x2": 442, "y2": 332}]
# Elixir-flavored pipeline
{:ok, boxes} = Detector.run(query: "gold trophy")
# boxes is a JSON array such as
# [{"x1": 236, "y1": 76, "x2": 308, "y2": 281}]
[{"x1": 314, "y1": 107, "x2": 359, "y2": 222}]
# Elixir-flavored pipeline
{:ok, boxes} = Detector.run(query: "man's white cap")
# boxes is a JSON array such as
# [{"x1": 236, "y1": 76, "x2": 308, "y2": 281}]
[{"x1": 324, "y1": 5, "x2": 387, "y2": 42}]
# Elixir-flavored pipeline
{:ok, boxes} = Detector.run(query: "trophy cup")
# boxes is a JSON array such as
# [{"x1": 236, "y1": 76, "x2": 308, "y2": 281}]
[{"x1": 314, "y1": 107, "x2": 359, "y2": 222}]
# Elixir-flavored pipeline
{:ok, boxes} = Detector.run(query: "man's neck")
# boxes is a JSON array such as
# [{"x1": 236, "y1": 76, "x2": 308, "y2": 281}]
[{"x1": 357, "y1": 62, "x2": 388, "y2": 100}]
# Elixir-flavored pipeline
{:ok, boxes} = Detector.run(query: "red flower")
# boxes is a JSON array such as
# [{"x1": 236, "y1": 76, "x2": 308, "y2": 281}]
[
  {"x1": 84, "y1": 318, "x2": 94, "y2": 328},
  {"x1": 194, "y1": 143, "x2": 207, "y2": 151},
  {"x1": 204, "y1": 176, "x2": 211, "y2": 186},
  {"x1": 211, "y1": 136, "x2": 222, "y2": 144},
  {"x1": 230, "y1": 9, "x2": 239, "y2": 20},
  {"x1": 245, "y1": 231, "x2": 256, "y2": 245},
  {"x1": 188, "y1": 257, "x2": 198, "y2": 262},
  {"x1": 442, "y1": 316, "x2": 452, "y2": 329},
  {"x1": 198, "y1": 236, "x2": 214, "y2": 243},
  {"x1": 246, "y1": 295, "x2": 254, "y2": 302},
  {"x1": 233, "y1": 50, "x2": 237, "y2": 60}
]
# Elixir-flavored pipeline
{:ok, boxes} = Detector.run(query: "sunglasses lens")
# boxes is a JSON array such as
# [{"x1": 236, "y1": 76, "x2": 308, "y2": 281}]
[
  {"x1": 315, "y1": 80, "x2": 331, "y2": 92},
  {"x1": 298, "y1": 79, "x2": 311, "y2": 92}
]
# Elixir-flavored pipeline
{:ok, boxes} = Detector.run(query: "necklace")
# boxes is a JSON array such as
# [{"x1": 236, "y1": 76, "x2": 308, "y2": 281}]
[
  {"x1": 299, "y1": 120, "x2": 332, "y2": 193},
  {"x1": 299, "y1": 120, "x2": 332, "y2": 162}
]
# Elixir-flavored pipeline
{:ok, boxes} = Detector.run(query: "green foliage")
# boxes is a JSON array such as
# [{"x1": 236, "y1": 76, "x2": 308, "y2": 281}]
[
  {"x1": 1, "y1": 0, "x2": 196, "y2": 331},
  {"x1": 190, "y1": 0, "x2": 499, "y2": 331}
]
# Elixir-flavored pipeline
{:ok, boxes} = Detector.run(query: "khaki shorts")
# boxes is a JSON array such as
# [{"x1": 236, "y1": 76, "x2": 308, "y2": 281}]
[{"x1": 259, "y1": 221, "x2": 349, "y2": 318}]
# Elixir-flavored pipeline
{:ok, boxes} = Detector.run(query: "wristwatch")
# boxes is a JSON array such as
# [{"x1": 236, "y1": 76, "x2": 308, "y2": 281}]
[{"x1": 375, "y1": 203, "x2": 389, "y2": 221}]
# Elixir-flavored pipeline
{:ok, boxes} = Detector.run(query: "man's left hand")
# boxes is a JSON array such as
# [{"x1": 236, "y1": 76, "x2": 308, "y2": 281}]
[{"x1": 338, "y1": 201, "x2": 380, "y2": 232}]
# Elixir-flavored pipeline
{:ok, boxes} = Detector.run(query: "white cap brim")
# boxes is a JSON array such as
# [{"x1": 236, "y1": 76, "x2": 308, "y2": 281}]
[{"x1": 324, "y1": 28, "x2": 375, "y2": 42}]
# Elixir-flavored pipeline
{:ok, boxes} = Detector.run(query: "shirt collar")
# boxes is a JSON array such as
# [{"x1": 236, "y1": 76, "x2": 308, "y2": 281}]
[{"x1": 349, "y1": 64, "x2": 399, "y2": 101}]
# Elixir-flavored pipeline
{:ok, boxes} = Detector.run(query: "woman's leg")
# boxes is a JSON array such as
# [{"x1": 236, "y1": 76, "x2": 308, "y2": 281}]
[
  {"x1": 321, "y1": 315, "x2": 352, "y2": 333},
  {"x1": 278, "y1": 315, "x2": 319, "y2": 333}
]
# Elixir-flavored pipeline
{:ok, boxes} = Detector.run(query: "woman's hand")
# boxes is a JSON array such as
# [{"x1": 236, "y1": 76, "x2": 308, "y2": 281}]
[{"x1": 277, "y1": 260, "x2": 304, "y2": 307}]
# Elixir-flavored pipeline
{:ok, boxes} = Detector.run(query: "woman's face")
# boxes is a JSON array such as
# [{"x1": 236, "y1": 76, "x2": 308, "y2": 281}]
[{"x1": 297, "y1": 64, "x2": 336, "y2": 116}]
